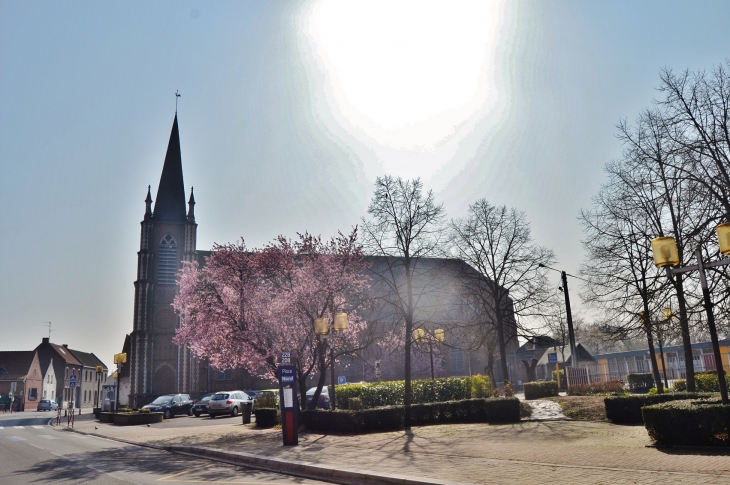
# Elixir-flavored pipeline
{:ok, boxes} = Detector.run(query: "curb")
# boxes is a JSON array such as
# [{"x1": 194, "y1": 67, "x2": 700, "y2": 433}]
[{"x1": 66, "y1": 428, "x2": 469, "y2": 485}]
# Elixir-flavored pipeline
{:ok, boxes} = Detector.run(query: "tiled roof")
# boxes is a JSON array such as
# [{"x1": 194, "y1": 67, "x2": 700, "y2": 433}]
[{"x1": 0, "y1": 351, "x2": 37, "y2": 380}]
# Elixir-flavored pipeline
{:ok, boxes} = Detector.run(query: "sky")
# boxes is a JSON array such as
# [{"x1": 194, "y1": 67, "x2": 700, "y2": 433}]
[{"x1": 2, "y1": 0, "x2": 730, "y2": 370}]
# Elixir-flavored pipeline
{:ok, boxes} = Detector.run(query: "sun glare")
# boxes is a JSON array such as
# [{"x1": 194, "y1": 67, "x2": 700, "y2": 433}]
[{"x1": 304, "y1": 0, "x2": 504, "y2": 155}]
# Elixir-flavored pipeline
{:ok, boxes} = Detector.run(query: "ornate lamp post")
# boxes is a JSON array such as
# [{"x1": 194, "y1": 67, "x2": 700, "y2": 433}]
[
  {"x1": 112, "y1": 352, "x2": 127, "y2": 411},
  {"x1": 651, "y1": 228, "x2": 729, "y2": 404},
  {"x1": 415, "y1": 328, "x2": 445, "y2": 380},
  {"x1": 314, "y1": 312, "x2": 349, "y2": 410}
]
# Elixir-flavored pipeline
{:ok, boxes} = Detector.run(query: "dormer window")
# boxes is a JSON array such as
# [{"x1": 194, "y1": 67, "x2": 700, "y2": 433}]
[{"x1": 158, "y1": 234, "x2": 178, "y2": 285}]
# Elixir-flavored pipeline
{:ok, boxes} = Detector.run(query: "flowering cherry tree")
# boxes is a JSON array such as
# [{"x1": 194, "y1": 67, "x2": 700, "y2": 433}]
[{"x1": 174, "y1": 229, "x2": 373, "y2": 410}]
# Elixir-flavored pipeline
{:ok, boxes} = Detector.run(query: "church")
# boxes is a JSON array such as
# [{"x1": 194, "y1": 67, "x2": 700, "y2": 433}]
[
  {"x1": 119, "y1": 114, "x2": 518, "y2": 408},
  {"x1": 119, "y1": 114, "x2": 206, "y2": 408}
]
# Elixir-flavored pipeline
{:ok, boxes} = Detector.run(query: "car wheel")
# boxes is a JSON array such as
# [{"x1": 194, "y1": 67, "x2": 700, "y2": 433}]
[
  {"x1": 194, "y1": 412, "x2": 201, "y2": 418},
  {"x1": 187, "y1": 407, "x2": 193, "y2": 416},
  {"x1": 231, "y1": 406, "x2": 238, "y2": 417},
  {"x1": 163, "y1": 409, "x2": 171, "y2": 419},
  {"x1": 210, "y1": 414, "x2": 216, "y2": 419}
]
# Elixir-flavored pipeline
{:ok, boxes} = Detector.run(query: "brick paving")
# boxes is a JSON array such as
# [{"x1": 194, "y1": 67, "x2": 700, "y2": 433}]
[{"x1": 71, "y1": 418, "x2": 730, "y2": 484}]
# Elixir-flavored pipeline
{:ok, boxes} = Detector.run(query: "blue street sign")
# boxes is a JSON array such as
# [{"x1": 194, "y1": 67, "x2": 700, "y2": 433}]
[
  {"x1": 337, "y1": 376, "x2": 346, "y2": 385},
  {"x1": 548, "y1": 353, "x2": 558, "y2": 365},
  {"x1": 69, "y1": 375, "x2": 77, "y2": 388}
]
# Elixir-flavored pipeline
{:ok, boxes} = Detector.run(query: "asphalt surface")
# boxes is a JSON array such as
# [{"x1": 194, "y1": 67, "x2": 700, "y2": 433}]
[{"x1": 0, "y1": 419, "x2": 328, "y2": 484}]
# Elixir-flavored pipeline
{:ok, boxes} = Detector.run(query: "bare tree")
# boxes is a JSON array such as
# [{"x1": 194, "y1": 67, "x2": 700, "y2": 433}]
[
  {"x1": 361, "y1": 176, "x2": 446, "y2": 428},
  {"x1": 448, "y1": 200, "x2": 555, "y2": 385}
]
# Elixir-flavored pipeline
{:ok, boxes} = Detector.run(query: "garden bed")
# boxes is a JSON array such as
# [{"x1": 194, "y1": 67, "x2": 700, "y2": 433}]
[
  {"x1": 543, "y1": 396, "x2": 608, "y2": 422},
  {"x1": 98, "y1": 412, "x2": 164, "y2": 426},
  {"x1": 643, "y1": 399, "x2": 730, "y2": 446}
]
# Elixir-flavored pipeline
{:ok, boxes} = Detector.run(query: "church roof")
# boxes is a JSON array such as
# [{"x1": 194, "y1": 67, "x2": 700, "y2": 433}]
[{"x1": 153, "y1": 114, "x2": 187, "y2": 222}]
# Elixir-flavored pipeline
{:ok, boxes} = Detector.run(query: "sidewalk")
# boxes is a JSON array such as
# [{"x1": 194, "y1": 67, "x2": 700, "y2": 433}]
[{"x1": 70, "y1": 416, "x2": 730, "y2": 485}]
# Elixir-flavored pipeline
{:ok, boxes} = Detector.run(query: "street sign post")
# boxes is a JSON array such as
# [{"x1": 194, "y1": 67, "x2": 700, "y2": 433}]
[
  {"x1": 337, "y1": 376, "x2": 346, "y2": 385},
  {"x1": 278, "y1": 364, "x2": 299, "y2": 446},
  {"x1": 69, "y1": 375, "x2": 77, "y2": 388},
  {"x1": 547, "y1": 353, "x2": 558, "y2": 364},
  {"x1": 375, "y1": 359, "x2": 382, "y2": 379}
]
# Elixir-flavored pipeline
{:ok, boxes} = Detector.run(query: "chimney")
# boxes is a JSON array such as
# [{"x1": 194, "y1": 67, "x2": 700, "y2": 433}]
[
  {"x1": 63, "y1": 344, "x2": 68, "y2": 348},
  {"x1": 42, "y1": 337, "x2": 49, "y2": 344}
]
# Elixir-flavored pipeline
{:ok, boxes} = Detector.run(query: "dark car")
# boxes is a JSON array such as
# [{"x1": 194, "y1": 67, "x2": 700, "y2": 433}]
[
  {"x1": 305, "y1": 387, "x2": 329, "y2": 410},
  {"x1": 192, "y1": 393, "x2": 214, "y2": 417},
  {"x1": 142, "y1": 394, "x2": 193, "y2": 419}
]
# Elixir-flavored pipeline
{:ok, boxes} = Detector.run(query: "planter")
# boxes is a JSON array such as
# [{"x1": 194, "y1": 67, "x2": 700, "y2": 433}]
[
  {"x1": 112, "y1": 412, "x2": 164, "y2": 426},
  {"x1": 98, "y1": 412, "x2": 115, "y2": 423}
]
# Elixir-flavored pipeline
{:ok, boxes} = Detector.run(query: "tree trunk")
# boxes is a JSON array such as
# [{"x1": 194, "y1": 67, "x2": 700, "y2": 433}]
[
  {"x1": 494, "y1": 301, "x2": 510, "y2": 385},
  {"x1": 522, "y1": 359, "x2": 538, "y2": 382},
  {"x1": 674, "y1": 274, "x2": 696, "y2": 391},
  {"x1": 641, "y1": 308, "x2": 664, "y2": 394},
  {"x1": 404, "y1": 258, "x2": 414, "y2": 430},
  {"x1": 308, "y1": 340, "x2": 328, "y2": 410}
]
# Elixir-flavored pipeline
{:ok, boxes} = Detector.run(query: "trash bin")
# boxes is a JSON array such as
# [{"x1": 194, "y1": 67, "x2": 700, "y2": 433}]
[{"x1": 241, "y1": 402, "x2": 253, "y2": 425}]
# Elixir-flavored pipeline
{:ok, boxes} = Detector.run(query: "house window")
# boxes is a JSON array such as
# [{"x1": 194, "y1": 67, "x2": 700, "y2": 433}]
[
  {"x1": 451, "y1": 350, "x2": 464, "y2": 372},
  {"x1": 216, "y1": 369, "x2": 233, "y2": 381},
  {"x1": 28, "y1": 388, "x2": 38, "y2": 400},
  {"x1": 158, "y1": 234, "x2": 179, "y2": 285}
]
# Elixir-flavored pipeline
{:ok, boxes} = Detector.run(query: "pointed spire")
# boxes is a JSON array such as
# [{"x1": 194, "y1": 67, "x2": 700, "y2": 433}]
[
  {"x1": 144, "y1": 185, "x2": 153, "y2": 221},
  {"x1": 153, "y1": 114, "x2": 186, "y2": 222},
  {"x1": 187, "y1": 187, "x2": 196, "y2": 222}
]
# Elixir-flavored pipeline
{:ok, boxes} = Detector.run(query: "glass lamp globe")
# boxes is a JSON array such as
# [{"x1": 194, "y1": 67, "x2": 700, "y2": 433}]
[
  {"x1": 716, "y1": 223, "x2": 730, "y2": 256},
  {"x1": 651, "y1": 237, "x2": 679, "y2": 268}
]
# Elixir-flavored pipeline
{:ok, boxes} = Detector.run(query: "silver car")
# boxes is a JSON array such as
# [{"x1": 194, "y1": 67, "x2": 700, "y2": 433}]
[
  {"x1": 37, "y1": 399, "x2": 59, "y2": 411},
  {"x1": 207, "y1": 391, "x2": 252, "y2": 418}
]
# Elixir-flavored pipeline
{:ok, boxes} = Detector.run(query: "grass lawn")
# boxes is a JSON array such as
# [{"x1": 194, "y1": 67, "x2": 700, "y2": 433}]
[{"x1": 542, "y1": 395, "x2": 608, "y2": 422}]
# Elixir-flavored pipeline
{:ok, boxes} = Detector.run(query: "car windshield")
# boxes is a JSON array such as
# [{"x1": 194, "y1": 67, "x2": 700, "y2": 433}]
[
  {"x1": 306, "y1": 387, "x2": 328, "y2": 395},
  {"x1": 211, "y1": 394, "x2": 229, "y2": 400},
  {"x1": 244, "y1": 391, "x2": 257, "y2": 398},
  {"x1": 199, "y1": 395, "x2": 212, "y2": 402},
  {"x1": 151, "y1": 396, "x2": 173, "y2": 405}
]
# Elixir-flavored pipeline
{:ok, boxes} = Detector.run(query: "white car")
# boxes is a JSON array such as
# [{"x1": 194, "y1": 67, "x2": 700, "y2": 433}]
[{"x1": 207, "y1": 391, "x2": 252, "y2": 418}]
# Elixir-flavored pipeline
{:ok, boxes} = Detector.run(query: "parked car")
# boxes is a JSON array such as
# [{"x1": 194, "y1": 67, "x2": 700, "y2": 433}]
[
  {"x1": 192, "y1": 393, "x2": 214, "y2": 417},
  {"x1": 207, "y1": 391, "x2": 252, "y2": 418},
  {"x1": 37, "y1": 399, "x2": 59, "y2": 411},
  {"x1": 142, "y1": 394, "x2": 193, "y2": 419},
  {"x1": 243, "y1": 389, "x2": 279, "y2": 412},
  {"x1": 305, "y1": 387, "x2": 330, "y2": 410}
]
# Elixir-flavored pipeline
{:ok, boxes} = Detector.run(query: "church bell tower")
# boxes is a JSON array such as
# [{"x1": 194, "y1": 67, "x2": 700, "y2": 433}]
[{"x1": 127, "y1": 114, "x2": 199, "y2": 407}]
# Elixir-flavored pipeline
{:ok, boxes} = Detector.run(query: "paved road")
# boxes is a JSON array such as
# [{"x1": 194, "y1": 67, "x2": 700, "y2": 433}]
[{"x1": 0, "y1": 424, "x2": 327, "y2": 484}]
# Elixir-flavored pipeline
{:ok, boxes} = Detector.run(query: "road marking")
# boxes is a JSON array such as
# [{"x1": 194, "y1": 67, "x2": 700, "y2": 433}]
[
  {"x1": 7, "y1": 436, "x2": 26, "y2": 441},
  {"x1": 38, "y1": 435, "x2": 61, "y2": 440},
  {"x1": 51, "y1": 452, "x2": 62, "y2": 456},
  {"x1": 0, "y1": 426, "x2": 3, "y2": 430},
  {"x1": 28, "y1": 443, "x2": 44, "y2": 450},
  {"x1": 13, "y1": 426, "x2": 24, "y2": 429},
  {"x1": 66, "y1": 433, "x2": 87, "y2": 438},
  {"x1": 32, "y1": 425, "x2": 45, "y2": 429}
]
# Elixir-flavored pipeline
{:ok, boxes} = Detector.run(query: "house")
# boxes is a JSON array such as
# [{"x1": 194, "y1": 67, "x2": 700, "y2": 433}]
[
  {"x1": 35, "y1": 338, "x2": 84, "y2": 409},
  {"x1": 0, "y1": 351, "x2": 43, "y2": 411},
  {"x1": 66, "y1": 348, "x2": 108, "y2": 409},
  {"x1": 41, "y1": 360, "x2": 56, "y2": 402}
]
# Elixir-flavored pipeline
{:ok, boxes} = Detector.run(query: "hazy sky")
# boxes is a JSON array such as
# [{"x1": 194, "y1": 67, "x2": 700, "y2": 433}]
[{"x1": 2, "y1": 0, "x2": 730, "y2": 369}]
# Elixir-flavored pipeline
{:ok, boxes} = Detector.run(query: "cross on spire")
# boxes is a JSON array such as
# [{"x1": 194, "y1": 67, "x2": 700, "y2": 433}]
[{"x1": 175, "y1": 90, "x2": 181, "y2": 113}]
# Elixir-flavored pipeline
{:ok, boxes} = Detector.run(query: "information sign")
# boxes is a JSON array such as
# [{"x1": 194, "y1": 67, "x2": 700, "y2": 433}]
[
  {"x1": 69, "y1": 375, "x2": 77, "y2": 389},
  {"x1": 548, "y1": 353, "x2": 558, "y2": 365},
  {"x1": 375, "y1": 359, "x2": 382, "y2": 378},
  {"x1": 277, "y1": 364, "x2": 299, "y2": 446},
  {"x1": 277, "y1": 351, "x2": 298, "y2": 365},
  {"x1": 337, "y1": 376, "x2": 346, "y2": 385}
]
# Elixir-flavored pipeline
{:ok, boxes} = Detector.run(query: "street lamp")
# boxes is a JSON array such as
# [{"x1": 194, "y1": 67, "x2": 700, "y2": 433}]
[
  {"x1": 94, "y1": 365, "x2": 103, "y2": 411},
  {"x1": 314, "y1": 312, "x2": 349, "y2": 410},
  {"x1": 538, "y1": 263, "x2": 581, "y2": 370},
  {"x1": 113, "y1": 353, "x2": 127, "y2": 412},
  {"x1": 414, "y1": 328, "x2": 445, "y2": 380},
  {"x1": 651, "y1": 228, "x2": 729, "y2": 405}
]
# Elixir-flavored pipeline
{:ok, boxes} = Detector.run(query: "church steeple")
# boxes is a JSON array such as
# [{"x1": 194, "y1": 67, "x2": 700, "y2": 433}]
[
  {"x1": 153, "y1": 114, "x2": 186, "y2": 222},
  {"x1": 144, "y1": 185, "x2": 153, "y2": 221},
  {"x1": 187, "y1": 187, "x2": 195, "y2": 222}
]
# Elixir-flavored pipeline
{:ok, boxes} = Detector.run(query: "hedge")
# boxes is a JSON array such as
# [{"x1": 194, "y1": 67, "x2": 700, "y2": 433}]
[
  {"x1": 301, "y1": 397, "x2": 519, "y2": 433},
  {"x1": 567, "y1": 380, "x2": 625, "y2": 396},
  {"x1": 336, "y1": 375, "x2": 491, "y2": 410},
  {"x1": 604, "y1": 392, "x2": 714, "y2": 424},
  {"x1": 524, "y1": 381, "x2": 558, "y2": 400},
  {"x1": 627, "y1": 373, "x2": 655, "y2": 393},
  {"x1": 254, "y1": 408, "x2": 279, "y2": 428},
  {"x1": 643, "y1": 399, "x2": 730, "y2": 446}
]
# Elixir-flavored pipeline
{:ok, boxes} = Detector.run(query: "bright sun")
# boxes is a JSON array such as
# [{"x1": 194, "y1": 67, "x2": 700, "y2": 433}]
[{"x1": 304, "y1": 0, "x2": 504, "y2": 153}]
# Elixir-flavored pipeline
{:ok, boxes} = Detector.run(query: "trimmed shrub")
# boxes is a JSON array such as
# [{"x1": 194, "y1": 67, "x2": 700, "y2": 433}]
[
  {"x1": 694, "y1": 371, "x2": 730, "y2": 392},
  {"x1": 643, "y1": 399, "x2": 730, "y2": 446},
  {"x1": 348, "y1": 397, "x2": 363, "y2": 410},
  {"x1": 524, "y1": 381, "x2": 559, "y2": 400},
  {"x1": 567, "y1": 380, "x2": 625, "y2": 396},
  {"x1": 301, "y1": 397, "x2": 519, "y2": 433},
  {"x1": 335, "y1": 376, "x2": 490, "y2": 409},
  {"x1": 604, "y1": 392, "x2": 714, "y2": 424},
  {"x1": 627, "y1": 373, "x2": 655, "y2": 393},
  {"x1": 255, "y1": 408, "x2": 279, "y2": 428},
  {"x1": 672, "y1": 379, "x2": 686, "y2": 391}
]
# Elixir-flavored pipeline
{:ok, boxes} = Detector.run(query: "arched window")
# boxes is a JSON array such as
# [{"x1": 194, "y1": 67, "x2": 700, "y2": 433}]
[{"x1": 158, "y1": 234, "x2": 178, "y2": 285}]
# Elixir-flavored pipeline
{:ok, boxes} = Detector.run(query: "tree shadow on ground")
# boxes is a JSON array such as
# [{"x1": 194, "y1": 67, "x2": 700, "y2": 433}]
[{"x1": 13, "y1": 446, "x2": 313, "y2": 483}]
